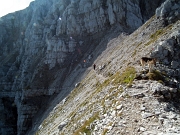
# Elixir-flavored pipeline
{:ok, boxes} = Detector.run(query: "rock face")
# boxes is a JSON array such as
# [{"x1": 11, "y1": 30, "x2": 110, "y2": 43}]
[
  {"x1": 151, "y1": 30, "x2": 180, "y2": 78},
  {"x1": 0, "y1": 0, "x2": 169, "y2": 134},
  {"x1": 34, "y1": 13, "x2": 180, "y2": 134},
  {"x1": 150, "y1": 0, "x2": 180, "y2": 81},
  {"x1": 156, "y1": 0, "x2": 180, "y2": 25}
]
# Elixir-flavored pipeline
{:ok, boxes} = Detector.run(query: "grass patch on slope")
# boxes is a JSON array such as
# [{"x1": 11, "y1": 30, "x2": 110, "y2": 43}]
[
  {"x1": 150, "y1": 29, "x2": 164, "y2": 39},
  {"x1": 147, "y1": 70, "x2": 164, "y2": 81},
  {"x1": 144, "y1": 29, "x2": 164, "y2": 46},
  {"x1": 146, "y1": 70, "x2": 171, "y2": 84},
  {"x1": 72, "y1": 67, "x2": 136, "y2": 132},
  {"x1": 73, "y1": 112, "x2": 99, "y2": 135},
  {"x1": 145, "y1": 23, "x2": 174, "y2": 46},
  {"x1": 94, "y1": 66, "x2": 136, "y2": 98},
  {"x1": 112, "y1": 67, "x2": 136, "y2": 86}
]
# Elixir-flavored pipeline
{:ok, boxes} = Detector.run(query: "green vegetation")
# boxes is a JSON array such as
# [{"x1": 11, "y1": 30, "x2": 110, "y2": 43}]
[
  {"x1": 144, "y1": 29, "x2": 164, "y2": 46},
  {"x1": 73, "y1": 112, "x2": 99, "y2": 135},
  {"x1": 147, "y1": 70, "x2": 164, "y2": 81},
  {"x1": 150, "y1": 29, "x2": 164, "y2": 39},
  {"x1": 144, "y1": 40, "x2": 153, "y2": 46},
  {"x1": 94, "y1": 67, "x2": 136, "y2": 94},
  {"x1": 146, "y1": 70, "x2": 171, "y2": 84},
  {"x1": 102, "y1": 129, "x2": 108, "y2": 135},
  {"x1": 37, "y1": 66, "x2": 136, "y2": 135},
  {"x1": 71, "y1": 67, "x2": 136, "y2": 135},
  {"x1": 132, "y1": 49, "x2": 137, "y2": 57},
  {"x1": 112, "y1": 67, "x2": 136, "y2": 86},
  {"x1": 144, "y1": 23, "x2": 174, "y2": 47},
  {"x1": 107, "y1": 72, "x2": 114, "y2": 77},
  {"x1": 137, "y1": 42, "x2": 142, "y2": 47},
  {"x1": 95, "y1": 78, "x2": 111, "y2": 94}
]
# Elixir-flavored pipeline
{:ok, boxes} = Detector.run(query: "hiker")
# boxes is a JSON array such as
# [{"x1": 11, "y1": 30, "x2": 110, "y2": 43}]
[{"x1": 93, "y1": 64, "x2": 96, "y2": 70}]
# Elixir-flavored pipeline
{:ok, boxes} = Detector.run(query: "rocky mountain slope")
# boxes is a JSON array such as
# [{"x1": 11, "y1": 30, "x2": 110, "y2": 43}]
[
  {"x1": 0, "y1": 0, "x2": 180, "y2": 135},
  {"x1": 33, "y1": 0, "x2": 180, "y2": 135}
]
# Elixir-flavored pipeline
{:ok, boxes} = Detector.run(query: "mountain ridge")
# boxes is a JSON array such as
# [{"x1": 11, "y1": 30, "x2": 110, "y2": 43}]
[
  {"x1": 34, "y1": 16, "x2": 180, "y2": 135},
  {"x1": 33, "y1": 1, "x2": 180, "y2": 134},
  {"x1": 0, "y1": 0, "x2": 180, "y2": 135}
]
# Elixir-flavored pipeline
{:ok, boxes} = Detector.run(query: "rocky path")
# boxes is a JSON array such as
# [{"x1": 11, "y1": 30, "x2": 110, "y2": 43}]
[
  {"x1": 89, "y1": 80, "x2": 180, "y2": 135},
  {"x1": 37, "y1": 71, "x2": 180, "y2": 135}
]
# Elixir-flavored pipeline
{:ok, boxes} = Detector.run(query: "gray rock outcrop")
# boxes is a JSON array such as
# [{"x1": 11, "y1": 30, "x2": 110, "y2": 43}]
[{"x1": 156, "y1": 0, "x2": 180, "y2": 24}]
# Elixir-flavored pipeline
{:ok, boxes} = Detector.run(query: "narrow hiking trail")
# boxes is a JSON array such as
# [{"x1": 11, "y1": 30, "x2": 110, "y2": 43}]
[{"x1": 35, "y1": 16, "x2": 180, "y2": 135}]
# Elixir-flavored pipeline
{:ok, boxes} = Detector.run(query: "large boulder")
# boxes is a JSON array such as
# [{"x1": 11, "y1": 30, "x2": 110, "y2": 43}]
[{"x1": 156, "y1": 0, "x2": 180, "y2": 24}]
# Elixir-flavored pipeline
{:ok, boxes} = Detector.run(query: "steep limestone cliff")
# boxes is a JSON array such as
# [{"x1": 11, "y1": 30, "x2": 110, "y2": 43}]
[{"x1": 0, "y1": 0, "x2": 167, "y2": 134}]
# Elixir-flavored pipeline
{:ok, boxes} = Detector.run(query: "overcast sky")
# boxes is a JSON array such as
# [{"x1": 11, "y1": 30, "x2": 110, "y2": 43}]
[{"x1": 0, "y1": 0, "x2": 34, "y2": 17}]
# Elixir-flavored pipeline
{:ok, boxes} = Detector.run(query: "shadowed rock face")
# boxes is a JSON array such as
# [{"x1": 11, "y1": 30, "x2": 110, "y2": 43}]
[{"x1": 0, "y1": 0, "x2": 165, "y2": 134}]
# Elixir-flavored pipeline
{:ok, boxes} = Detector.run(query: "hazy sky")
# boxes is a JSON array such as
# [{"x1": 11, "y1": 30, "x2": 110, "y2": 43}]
[{"x1": 0, "y1": 0, "x2": 34, "y2": 17}]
